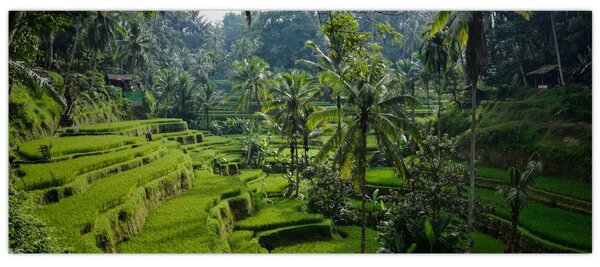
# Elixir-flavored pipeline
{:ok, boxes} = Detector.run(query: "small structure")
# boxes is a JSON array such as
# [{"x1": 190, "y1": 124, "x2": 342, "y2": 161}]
[
  {"x1": 105, "y1": 74, "x2": 138, "y2": 91},
  {"x1": 105, "y1": 74, "x2": 144, "y2": 107},
  {"x1": 526, "y1": 64, "x2": 561, "y2": 89}
]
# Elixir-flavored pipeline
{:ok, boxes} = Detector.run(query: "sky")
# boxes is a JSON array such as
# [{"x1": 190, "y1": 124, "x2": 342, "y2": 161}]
[{"x1": 199, "y1": 11, "x2": 234, "y2": 24}]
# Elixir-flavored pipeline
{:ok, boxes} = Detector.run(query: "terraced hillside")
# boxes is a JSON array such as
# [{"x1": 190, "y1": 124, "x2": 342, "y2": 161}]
[{"x1": 12, "y1": 118, "x2": 381, "y2": 253}]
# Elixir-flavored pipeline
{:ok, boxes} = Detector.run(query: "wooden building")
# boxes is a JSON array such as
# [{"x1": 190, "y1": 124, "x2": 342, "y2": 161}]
[{"x1": 526, "y1": 64, "x2": 561, "y2": 89}]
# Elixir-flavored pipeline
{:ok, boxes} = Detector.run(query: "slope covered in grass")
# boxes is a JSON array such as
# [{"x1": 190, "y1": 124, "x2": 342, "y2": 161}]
[
  {"x1": 271, "y1": 226, "x2": 379, "y2": 253},
  {"x1": 476, "y1": 188, "x2": 591, "y2": 251},
  {"x1": 477, "y1": 166, "x2": 591, "y2": 201},
  {"x1": 117, "y1": 171, "x2": 241, "y2": 253},
  {"x1": 18, "y1": 135, "x2": 139, "y2": 160}
]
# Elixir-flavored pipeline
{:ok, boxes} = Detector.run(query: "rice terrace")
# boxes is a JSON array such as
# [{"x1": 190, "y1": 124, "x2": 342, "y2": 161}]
[{"x1": 6, "y1": 10, "x2": 592, "y2": 255}]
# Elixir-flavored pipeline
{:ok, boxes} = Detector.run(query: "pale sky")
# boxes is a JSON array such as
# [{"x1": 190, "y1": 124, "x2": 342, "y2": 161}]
[{"x1": 199, "y1": 11, "x2": 236, "y2": 24}]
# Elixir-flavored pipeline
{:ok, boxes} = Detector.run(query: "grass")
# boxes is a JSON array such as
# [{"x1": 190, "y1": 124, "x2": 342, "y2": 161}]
[
  {"x1": 227, "y1": 230, "x2": 268, "y2": 253},
  {"x1": 248, "y1": 174, "x2": 290, "y2": 195},
  {"x1": 235, "y1": 198, "x2": 324, "y2": 232},
  {"x1": 271, "y1": 226, "x2": 379, "y2": 253},
  {"x1": 18, "y1": 135, "x2": 139, "y2": 160},
  {"x1": 15, "y1": 142, "x2": 160, "y2": 191},
  {"x1": 476, "y1": 188, "x2": 591, "y2": 250},
  {"x1": 477, "y1": 166, "x2": 591, "y2": 201},
  {"x1": 237, "y1": 169, "x2": 266, "y2": 183},
  {"x1": 36, "y1": 149, "x2": 188, "y2": 252},
  {"x1": 366, "y1": 167, "x2": 404, "y2": 187},
  {"x1": 71, "y1": 118, "x2": 183, "y2": 133},
  {"x1": 117, "y1": 170, "x2": 241, "y2": 253},
  {"x1": 471, "y1": 232, "x2": 504, "y2": 253}
]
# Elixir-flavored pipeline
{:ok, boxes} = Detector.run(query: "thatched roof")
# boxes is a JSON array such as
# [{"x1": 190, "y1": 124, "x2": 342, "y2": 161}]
[
  {"x1": 527, "y1": 64, "x2": 559, "y2": 76},
  {"x1": 106, "y1": 74, "x2": 133, "y2": 81}
]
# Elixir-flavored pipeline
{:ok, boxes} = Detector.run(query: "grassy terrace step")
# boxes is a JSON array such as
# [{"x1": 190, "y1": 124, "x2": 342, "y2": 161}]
[
  {"x1": 65, "y1": 119, "x2": 187, "y2": 135},
  {"x1": 271, "y1": 226, "x2": 379, "y2": 253},
  {"x1": 182, "y1": 135, "x2": 232, "y2": 150},
  {"x1": 117, "y1": 171, "x2": 243, "y2": 253},
  {"x1": 17, "y1": 135, "x2": 139, "y2": 161},
  {"x1": 476, "y1": 188, "x2": 591, "y2": 251},
  {"x1": 35, "y1": 149, "x2": 189, "y2": 252},
  {"x1": 235, "y1": 198, "x2": 324, "y2": 232},
  {"x1": 477, "y1": 166, "x2": 591, "y2": 201},
  {"x1": 366, "y1": 167, "x2": 405, "y2": 188},
  {"x1": 33, "y1": 148, "x2": 167, "y2": 204},
  {"x1": 471, "y1": 231, "x2": 504, "y2": 253},
  {"x1": 248, "y1": 174, "x2": 289, "y2": 195},
  {"x1": 15, "y1": 142, "x2": 161, "y2": 191}
]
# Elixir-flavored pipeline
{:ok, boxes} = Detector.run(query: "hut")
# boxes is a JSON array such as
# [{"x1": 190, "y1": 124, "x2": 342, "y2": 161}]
[
  {"x1": 105, "y1": 74, "x2": 144, "y2": 107},
  {"x1": 526, "y1": 64, "x2": 561, "y2": 89},
  {"x1": 105, "y1": 74, "x2": 139, "y2": 91}
]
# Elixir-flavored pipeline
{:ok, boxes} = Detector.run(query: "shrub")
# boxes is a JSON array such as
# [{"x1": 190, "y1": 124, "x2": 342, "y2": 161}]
[{"x1": 305, "y1": 166, "x2": 358, "y2": 225}]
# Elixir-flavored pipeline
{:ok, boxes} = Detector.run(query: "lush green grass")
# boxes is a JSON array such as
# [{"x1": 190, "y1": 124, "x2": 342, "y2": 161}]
[
  {"x1": 18, "y1": 135, "x2": 139, "y2": 160},
  {"x1": 235, "y1": 198, "x2": 324, "y2": 232},
  {"x1": 366, "y1": 167, "x2": 404, "y2": 187},
  {"x1": 15, "y1": 142, "x2": 160, "y2": 191},
  {"x1": 227, "y1": 230, "x2": 268, "y2": 253},
  {"x1": 248, "y1": 174, "x2": 290, "y2": 194},
  {"x1": 477, "y1": 166, "x2": 591, "y2": 201},
  {"x1": 476, "y1": 188, "x2": 591, "y2": 250},
  {"x1": 117, "y1": 170, "x2": 240, "y2": 253},
  {"x1": 72, "y1": 118, "x2": 183, "y2": 133},
  {"x1": 271, "y1": 226, "x2": 379, "y2": 253},
  {"x1": 36, "y1": 149, "x2": 188, "y2": 252},
  {"x1": 471, "y1": 232, "x2": 504, "y2": 253},
  {"x1": 237, "y1": 169, "x2": 266, "y2": 183}
]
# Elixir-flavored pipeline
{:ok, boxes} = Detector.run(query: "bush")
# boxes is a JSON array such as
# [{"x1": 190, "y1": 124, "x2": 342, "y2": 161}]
[
  {"x1": 9, "y1": 186, "x2": 64, "y2": 253},
  {"x1": 305, "y1": 166, "x2": 358, "y2": 225}
]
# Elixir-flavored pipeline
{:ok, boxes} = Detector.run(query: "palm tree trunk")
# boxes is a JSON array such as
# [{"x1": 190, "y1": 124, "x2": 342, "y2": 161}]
[
  {"x1": 425, "y1": 79, "x2": 430, "y2": 114},
  {"x1": 437, "y1": 77, "x2": 442, "y2": 139},
  {"x1": 295, "y1": 140, "x2": 300, "y2": 197},
  {"x1": 90, "y1": 50, "x2": 98, "y2": 90},
  {"x1": 359, "y1": 117, "x2": 368, "y2": 254},
  {"x1": 550, "y1": 12, "x2": 565, "y2": 86},
  {"x1": 205, "y1": 109, "x2": 209, "y2": 130}
]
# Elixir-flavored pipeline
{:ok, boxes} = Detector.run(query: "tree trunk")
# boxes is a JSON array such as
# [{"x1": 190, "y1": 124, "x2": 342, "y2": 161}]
[
  {"x1": 425, "y1": 79, "x2": 430, "y2": 114},
  {"x1": 9, "y1": 11, "x2": 24, "y2": 45},
  {"x1": 466, "y1": 11, "x2": 487, "y2": 253},
  {"x1": 437, "y1": 76, "x2": 443, "y2": 139},
  {"x1": 550, "y1": 12, "x2": 566, "y2": 86},
  {"x1": 90, "y1": 50, "x2": 98, "y2": 90},
  {"x1": 205, "y1": 109, "x2": 209, "y2": 130},
  {"x1": 519, "y1": 61, "x2": 528, "y2": 87},
  {"x1": 359, "y1": 115, "x2": 368, "y2": 254},
  {"x1": 44, "y1": 29, "x2": 54, "y2": 69},
  {"x1": 65, "y1": 19, "x2": 81, "y2": 86}
]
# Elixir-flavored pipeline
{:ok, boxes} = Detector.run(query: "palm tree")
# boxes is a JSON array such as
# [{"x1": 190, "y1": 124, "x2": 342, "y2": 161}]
[
  {"x1": 496, "y1": 154, "x2": 542, "y2": 253},
  {"x1": 85, "y1": 11, "x2": 122, "y2": 89},
  {"x1": 261, "y1": 70, "x2": 321, "y2": 197},
  {"x1": 308, "y1": 54, "x2": 419, "y2": 253},
  {"x1": 198, "y1": 82, "x2": 225, "y2": 129},
  {"x1": 428, "y1": 10, "x2": 532, "y2": 252},
  {"x1": 420, "y1": 31, "x2": 451, "y2": 139},
  {"x1": 174, "y1": 72, "x2": 197, "y2": 122},
  {"x1": 152, "y1": 68, "x2": 178, "y2": 117},
  {"x1": 230, "y1": 56, "x2": 272, "y2": 165},
  {"x1": 120, "y1": 21, "x2": 152, "y2": 74}
]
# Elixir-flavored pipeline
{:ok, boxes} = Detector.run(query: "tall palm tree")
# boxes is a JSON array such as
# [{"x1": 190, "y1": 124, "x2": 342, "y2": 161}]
[
  {"x1": 428, "y1": 10, "x2": 532, "y2": 252},
  {"x1": 420, "y1": 31, "x2": 451, "y2": 139},
  {"x1": 152, "y1": 68, "x2": 178, "y2": 117},
  {"x1": 230, "y1": 56, "x2": 272, "y2": 164},
  {"x1": 85, "y1": 11, "x2": 122, "y2": 89},
  {"x1": 174, "y1": 72, "x2": 197, "y2": 122},
  {"x1": 260, "y1": 70, "x2": 321, "y2": 197},
  {"x1": 120, "y1": 21, "x2": 152, "y2": 74},
  {"x1": 198, "y1": 82, "x2": 225, "y2": 129},
  {"x1": 496, "y1": 154, "x2": 542, "y2": 253},
  {"x1": 308, "y1": 54, "x2": 420, "y2": 253}
]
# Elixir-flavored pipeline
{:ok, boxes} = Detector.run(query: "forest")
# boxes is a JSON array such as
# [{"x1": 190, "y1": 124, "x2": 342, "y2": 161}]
[{"x1": 7, "y1": 11, "x2": 592, "y2": 254}]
